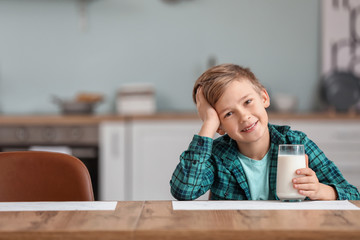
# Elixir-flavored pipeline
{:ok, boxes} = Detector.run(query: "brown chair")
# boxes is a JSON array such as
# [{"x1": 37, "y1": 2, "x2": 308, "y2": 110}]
[{"x1": 0, "y1": 151, "x2": 94, "y2": 201}]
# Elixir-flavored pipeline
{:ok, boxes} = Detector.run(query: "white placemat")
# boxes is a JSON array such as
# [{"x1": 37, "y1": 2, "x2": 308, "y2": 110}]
[
  {"x1": 0, "y1": 201, "x2": 117, "y2": 212},
  {"x1": 172, "y1": 200, "x2": 360, "y2": 210}
]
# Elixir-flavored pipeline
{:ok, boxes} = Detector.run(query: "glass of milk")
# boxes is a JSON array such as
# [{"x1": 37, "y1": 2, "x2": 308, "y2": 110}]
[{"x1": 276, "y1": 144, "x2": 306, "y2": 201}]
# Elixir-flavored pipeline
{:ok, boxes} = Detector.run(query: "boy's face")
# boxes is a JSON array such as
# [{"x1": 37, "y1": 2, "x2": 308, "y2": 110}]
[{"x1": 214, "y1": 79, "x2": 270, "y2": 146}]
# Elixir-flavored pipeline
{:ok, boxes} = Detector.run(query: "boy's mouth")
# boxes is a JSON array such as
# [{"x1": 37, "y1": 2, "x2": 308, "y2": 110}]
[{"x1": 241, "y1": 121, "x2": 258, "y2": 132}]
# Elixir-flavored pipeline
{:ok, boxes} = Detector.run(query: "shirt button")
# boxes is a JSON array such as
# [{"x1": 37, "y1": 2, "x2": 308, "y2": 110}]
[
  {"x1": 192, "y1": 160, "x2": 198, "y2": 165},
  {"x1": 197, "y1": 139, "x2": 204, "y2": 146}
]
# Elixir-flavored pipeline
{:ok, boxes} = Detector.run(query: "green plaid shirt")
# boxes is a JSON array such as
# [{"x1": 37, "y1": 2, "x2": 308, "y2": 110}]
[{"x1": 170, "y1": 124, "x2": 360, "y2": 200}]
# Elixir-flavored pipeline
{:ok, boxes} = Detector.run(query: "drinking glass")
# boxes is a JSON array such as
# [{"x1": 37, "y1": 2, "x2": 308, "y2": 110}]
[{"x1": 276, "y1": 144, "x2": 306, "y2": 202}]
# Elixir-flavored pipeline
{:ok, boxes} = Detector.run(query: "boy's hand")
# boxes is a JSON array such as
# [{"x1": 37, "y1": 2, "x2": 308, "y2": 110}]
[
  {"x1": 292, "y1": 155, "x2": 337, "y2": 200},
  {"x1": 196, "y1": 87, "x2": 222, "y2": 138}
]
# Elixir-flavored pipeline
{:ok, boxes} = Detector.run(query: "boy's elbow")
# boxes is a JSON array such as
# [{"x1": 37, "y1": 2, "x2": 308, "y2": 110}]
[
  {"x1": 171, "y1": 188, "x2": 191, "y2": 201},
  {"x1": 172, "y1": 193, "x2": 197, "y2": 201},
  {"x1": 170, "y1": 183, "x2": 197, "y2": 201}
]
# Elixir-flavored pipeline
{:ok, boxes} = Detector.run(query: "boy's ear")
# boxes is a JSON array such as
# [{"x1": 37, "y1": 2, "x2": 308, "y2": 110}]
[
  {"x1": 261, "y1": 89, "x2": 270, "y2": 108},
  {"x1": 216, "y1": 126, "x2": 226, "y2": 135}
]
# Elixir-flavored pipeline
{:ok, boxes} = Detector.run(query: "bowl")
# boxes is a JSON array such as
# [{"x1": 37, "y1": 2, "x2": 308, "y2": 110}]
[
  {"x1": 272, "y1": 94, "x2": 298, "y2": 113},
  {"x1": 53, "y1": 96, "x2": 96, "y2": 115},
  {"x1": 59, "y1": 101, "x2": 95, "y2": 115}
]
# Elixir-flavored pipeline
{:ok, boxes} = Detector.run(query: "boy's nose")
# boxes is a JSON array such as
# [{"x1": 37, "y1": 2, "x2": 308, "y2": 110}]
[{"x1": 238, "y1": 110, "x2": 251, "y2": 123}]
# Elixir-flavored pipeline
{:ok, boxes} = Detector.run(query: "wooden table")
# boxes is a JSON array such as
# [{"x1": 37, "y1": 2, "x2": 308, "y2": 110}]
[{"x1": 0, "y1": 201, "x2": 359, "y2": 240}]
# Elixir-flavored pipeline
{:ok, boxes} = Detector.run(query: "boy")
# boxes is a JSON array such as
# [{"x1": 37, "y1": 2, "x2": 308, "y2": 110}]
[{"x1": 170, "y1": 63, "x2": 360, "y2": 200}]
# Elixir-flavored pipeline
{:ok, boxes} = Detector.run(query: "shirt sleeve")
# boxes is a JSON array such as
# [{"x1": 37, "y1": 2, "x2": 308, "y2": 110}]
[
  {"x1": 303, "y1": 135, "x2": 360, "y2": 200},
  {"x1": 170, "y1": 135, "x2": 215, "y2": 200}
]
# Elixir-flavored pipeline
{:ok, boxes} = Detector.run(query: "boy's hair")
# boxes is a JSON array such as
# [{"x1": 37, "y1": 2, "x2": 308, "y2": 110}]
[{"x1": 192, "y1": 63, "x2": 265, "y2": 107}]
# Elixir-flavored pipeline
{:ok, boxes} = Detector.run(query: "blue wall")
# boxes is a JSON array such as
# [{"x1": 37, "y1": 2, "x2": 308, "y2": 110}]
[{"x1": 0, "y1": 0, "x2": 320, "y2": 114}]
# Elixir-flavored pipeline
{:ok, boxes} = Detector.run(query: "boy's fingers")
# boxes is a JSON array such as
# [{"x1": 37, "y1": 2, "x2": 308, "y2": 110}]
[
  {"x1": 305, "y1": 154, "x2": 309, "y2": 168},
  {"x1": 294, "y1": 183, "x2": 315, "y2": 190},
  {"x1": 293, "y1": 175, "x2": 313, "y2": 184},
  {"x1": 197, "y1": 88, "x2": 206, "y2": 104},
  {"x1": 295, "y1": 168, "x2": 313, "y2": 176},
  {"x1": 196, "y1": 88, "x2": 201, "y2": 101},
  {"x1": 298, "y1": 189, "x2": 315, "y2": 198}
]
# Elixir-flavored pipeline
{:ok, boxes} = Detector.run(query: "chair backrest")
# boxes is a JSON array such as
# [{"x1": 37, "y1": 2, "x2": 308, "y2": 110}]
[{"x1": 0, "y1": 151, "x2": 94, "y2": 201}]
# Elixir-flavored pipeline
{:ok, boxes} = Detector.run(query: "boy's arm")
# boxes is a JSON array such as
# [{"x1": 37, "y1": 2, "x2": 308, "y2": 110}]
[
  {"x1": 170, "y1": 87, "x2": 222, "y2": 200},
  {"x1": 170, "y1": 135, "x2": 215, "y2": 200},
  {"x1": 170, "y1": 87, "x2": 220, "y2": 200},
  {"x1": 196, "y1": 87, "x2": 223, "y2": 138},
  {"x1": 298, "y1": 137, "x2": 360, "y2": 200}
]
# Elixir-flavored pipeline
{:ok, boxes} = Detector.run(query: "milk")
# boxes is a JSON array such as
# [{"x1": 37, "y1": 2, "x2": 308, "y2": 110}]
[{"x1": 276, "y1": 154, "x2": 306, "y2": 201}]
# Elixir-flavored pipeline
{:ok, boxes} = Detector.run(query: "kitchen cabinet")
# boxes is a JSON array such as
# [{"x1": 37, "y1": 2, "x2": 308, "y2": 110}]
[
  {"x1": 130, "y1": 119, "x2": 204, "y2": 200},
  {"x1": 99, "y1": 116, "x2": 210, "y2": 201},
  {"x1": 270, "y1": 118, "x2": 360, "y2": 190},
  {"x1": 99, "y1": 121, "x2": 127, "y2": 200}
]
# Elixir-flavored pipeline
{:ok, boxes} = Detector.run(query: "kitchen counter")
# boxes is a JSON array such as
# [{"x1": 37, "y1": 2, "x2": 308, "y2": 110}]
[
  {"x1": 0, "y1": 115, "x2": 124, "y2": 125},
  {"x1": 0, "y1": 112, "x2": 359, "y2": 125},
  {"x1": 0, "y1": 113, "x2": 200, "y2": 125},
  {"x1": 268, "y1": 111, "x2": 360, "y2": 120}
]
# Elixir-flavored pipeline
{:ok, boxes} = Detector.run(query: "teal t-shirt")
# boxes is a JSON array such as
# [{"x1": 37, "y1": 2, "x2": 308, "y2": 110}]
[{"x1": 238, "y1": 151, "x2": 271, "y2": 200}]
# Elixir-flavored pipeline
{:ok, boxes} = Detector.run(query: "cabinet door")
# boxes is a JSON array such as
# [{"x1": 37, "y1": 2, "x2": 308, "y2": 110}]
[
  {"x1": 131, "y1": 119, "x2": 208, "y2": 200},
  {"x1": 99, "y1": 122, "x2": 127, "y2": 200}
]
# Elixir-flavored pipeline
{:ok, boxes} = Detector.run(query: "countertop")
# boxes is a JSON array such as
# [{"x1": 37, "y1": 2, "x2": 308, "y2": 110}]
[{"x1": 0, "y1": 112, "x2": 359, "y2": 125}]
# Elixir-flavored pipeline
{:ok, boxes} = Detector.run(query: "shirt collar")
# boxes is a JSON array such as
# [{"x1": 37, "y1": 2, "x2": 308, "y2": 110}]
[
  {"x1": 268, "y1": 123, "x2": 290, "y2": 144},
  {"x1": 219, "y1": 123, "x2": 290, "y2": 165}
]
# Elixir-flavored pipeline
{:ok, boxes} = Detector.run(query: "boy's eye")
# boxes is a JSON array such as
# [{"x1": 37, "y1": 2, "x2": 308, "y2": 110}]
[
  {"x1": 224, "y1": 112, "x2": 233, "y2": 118},
  {"x1": 245, "y1": 99, "x2": 252, "y2": 104}
]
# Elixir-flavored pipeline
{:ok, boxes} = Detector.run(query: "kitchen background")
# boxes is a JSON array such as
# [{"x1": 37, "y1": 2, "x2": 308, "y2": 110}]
[
  {"x1": 1, "y1": 0, "x2": 359, "y2": 201},
  {"x1": 0, "y1": 0, "x2": 319, "y2": 114}
]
